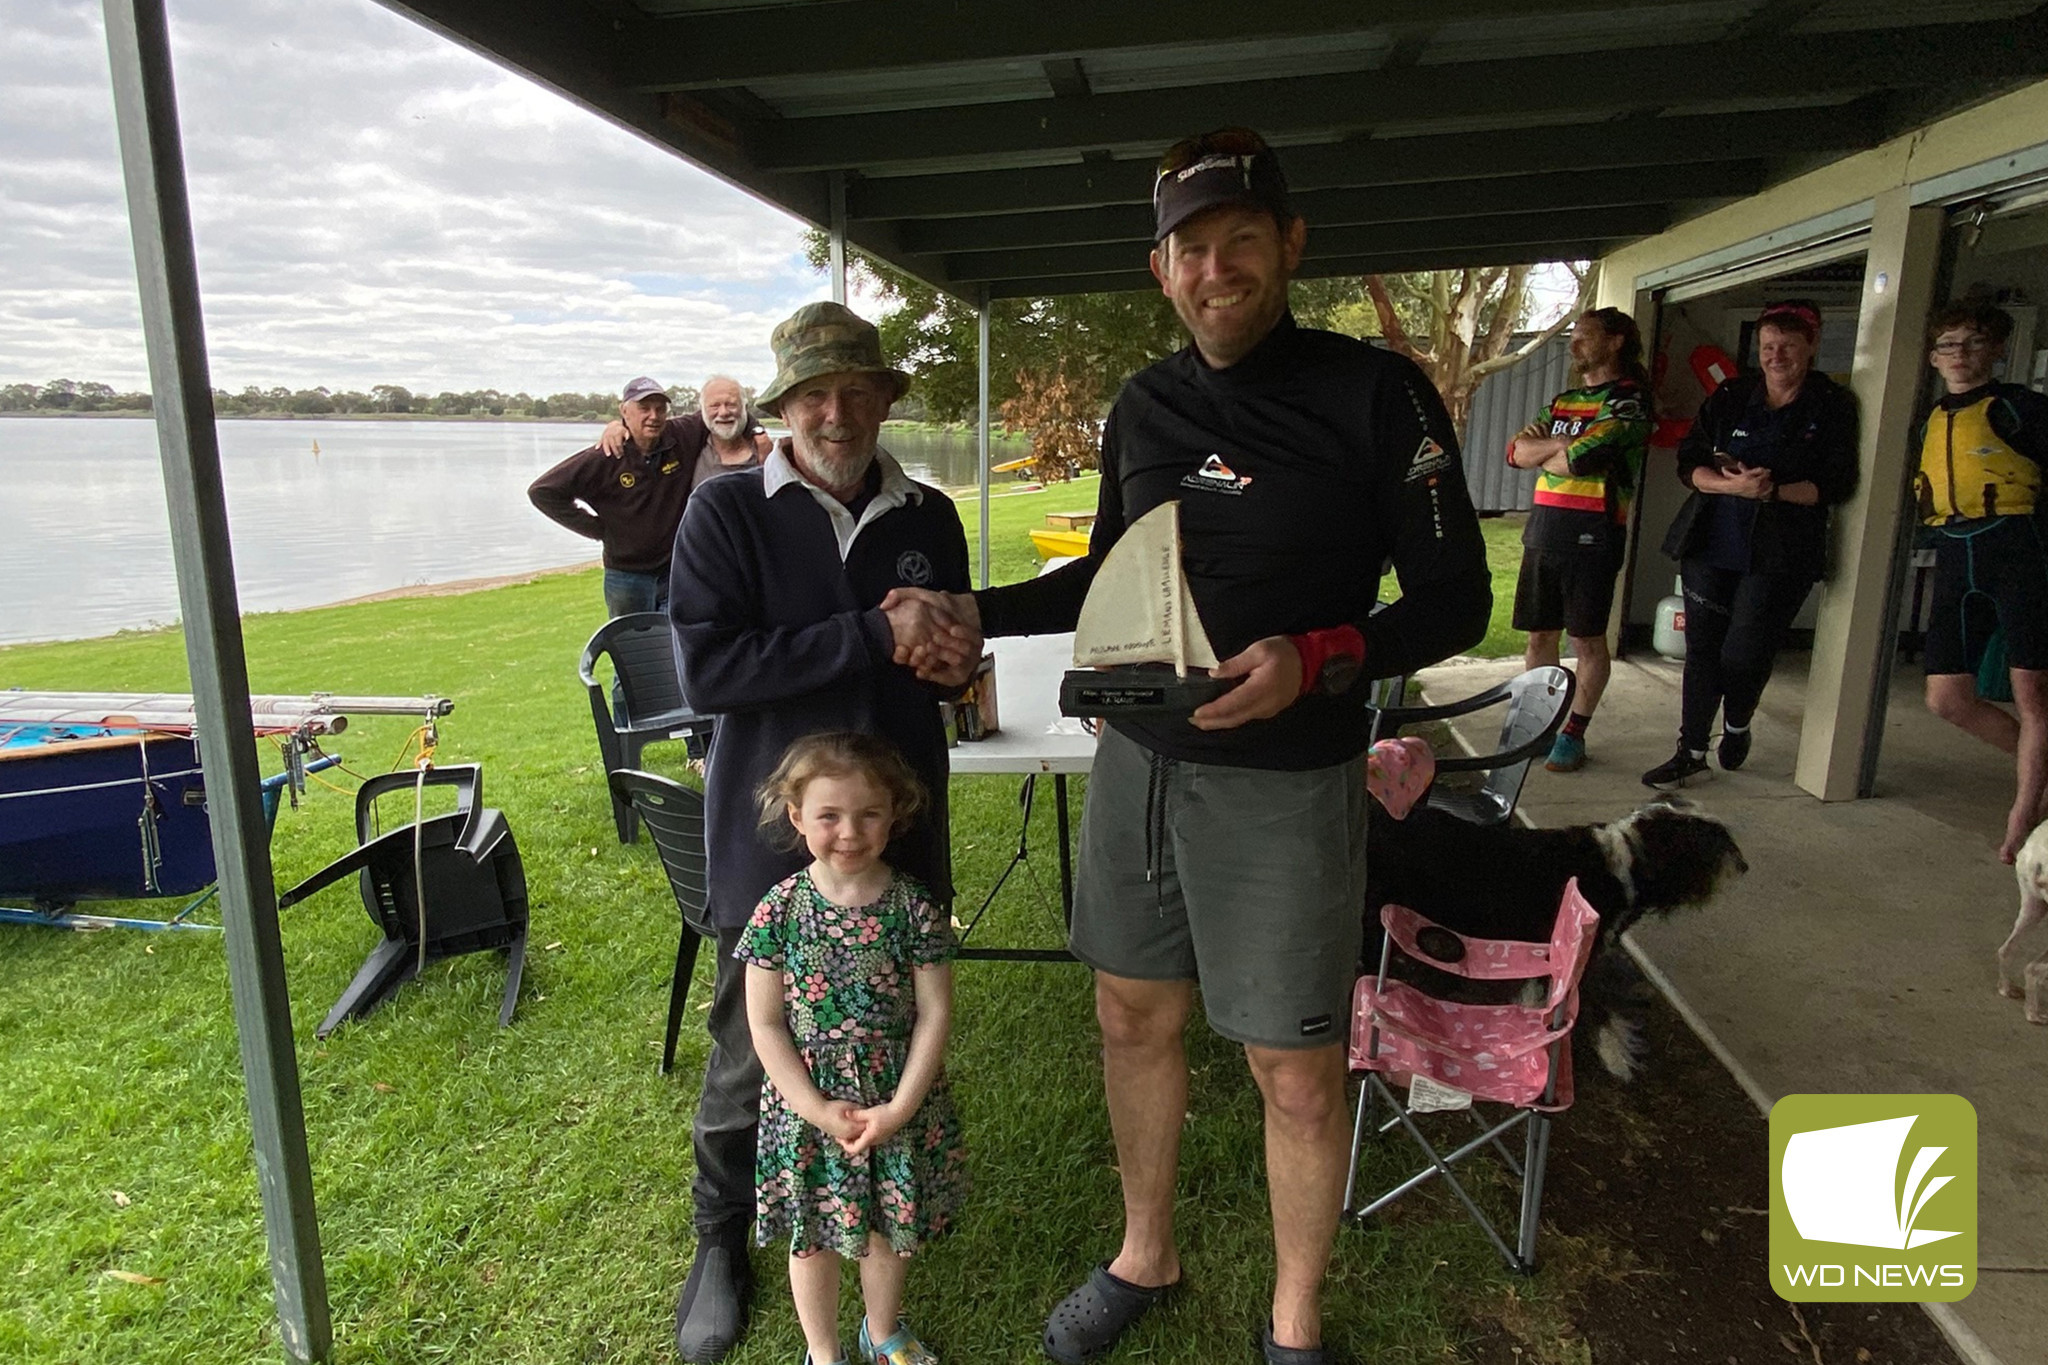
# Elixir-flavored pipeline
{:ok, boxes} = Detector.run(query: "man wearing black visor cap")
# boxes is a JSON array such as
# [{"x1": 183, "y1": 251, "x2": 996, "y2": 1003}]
[{"x1": 887, "y1": 127, "x2": 1491, "y2": 1364}]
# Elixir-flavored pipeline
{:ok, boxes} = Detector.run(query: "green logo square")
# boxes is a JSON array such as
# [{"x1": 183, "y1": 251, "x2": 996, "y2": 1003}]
[{"x1": 1769, "y1": 1093, "x2": 1976, "y2": 1302}]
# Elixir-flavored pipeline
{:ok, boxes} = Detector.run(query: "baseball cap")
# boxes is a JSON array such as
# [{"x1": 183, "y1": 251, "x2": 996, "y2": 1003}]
[
  {"x1": 1152, "y1": 127, "x2": 1295, "y2": 243},
  {"x1": 620, "y1": 376, "x2": 669, "y2": 403}
]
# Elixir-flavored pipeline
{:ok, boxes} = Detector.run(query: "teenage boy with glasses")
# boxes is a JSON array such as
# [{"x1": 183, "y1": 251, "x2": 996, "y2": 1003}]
[{"x1": 1916, "y1": 300, "x2": 2048, "y2": 862}]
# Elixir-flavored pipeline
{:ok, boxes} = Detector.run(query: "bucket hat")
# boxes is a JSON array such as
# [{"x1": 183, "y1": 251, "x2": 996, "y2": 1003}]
[{"x1": 755, "y1": 301, "x2": 911, "y2": 416}]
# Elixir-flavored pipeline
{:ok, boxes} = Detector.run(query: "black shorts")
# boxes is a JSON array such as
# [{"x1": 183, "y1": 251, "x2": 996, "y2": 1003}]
[
  {"x1": 1513, "y1": 546, "x2": 1622, "y2": 638},
  {"x1": 1924, "y1": 516, "x2": 2048, "y2": 675}
]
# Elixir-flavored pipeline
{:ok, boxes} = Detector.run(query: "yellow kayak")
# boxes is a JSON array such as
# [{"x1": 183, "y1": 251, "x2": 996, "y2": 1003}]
[
  {"x1": 1029, "y1": 527, "x2": 1091, "y2": 559},
  {"x1": 992, "y1": 456, "x2": 1033, "y2": 476}
]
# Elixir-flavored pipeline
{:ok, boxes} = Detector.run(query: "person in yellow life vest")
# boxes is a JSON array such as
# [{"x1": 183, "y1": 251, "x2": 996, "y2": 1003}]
[
  {"x1": 1917, "y1": 300, "x2": 2048, "y2": 863},
  {"x1": 1507, "y1": 308, "x2": 1654, "y2": 773}
]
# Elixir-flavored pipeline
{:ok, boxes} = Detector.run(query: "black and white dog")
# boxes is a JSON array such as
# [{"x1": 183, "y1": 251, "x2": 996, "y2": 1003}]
[{"x1": 1363, "y1": 796, "x2": 1748, "y2": 1080}]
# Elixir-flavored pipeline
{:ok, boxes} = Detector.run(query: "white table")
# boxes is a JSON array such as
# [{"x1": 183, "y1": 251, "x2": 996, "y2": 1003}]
[{"x1": 946, "y1": 633, "x2": 1095, "y2": 961}]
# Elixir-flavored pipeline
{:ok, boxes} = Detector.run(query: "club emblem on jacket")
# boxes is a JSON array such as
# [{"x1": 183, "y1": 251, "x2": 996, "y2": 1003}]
[{"x1": 896, "y1": 550, "x2": 934, "y2": 586}]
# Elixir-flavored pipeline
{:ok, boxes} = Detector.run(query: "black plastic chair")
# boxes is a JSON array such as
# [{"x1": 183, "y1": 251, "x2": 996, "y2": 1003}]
[
  {"x1": 277, "y1": 765, "x2": 528, "y2": 1038},
  {"x1": 579, "y1": 613, "x2": 712, "y2": 843},
  {"x1": 1369, "y1": 666, "x2": 1575, "y2": 826},
  {"x1": 609, "y1": 769, "x2": 713, "y2": 1075}
]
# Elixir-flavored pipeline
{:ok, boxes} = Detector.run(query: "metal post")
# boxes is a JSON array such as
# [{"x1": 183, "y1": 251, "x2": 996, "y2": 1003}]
[
  {"x1": 978, "y1": 287, "x2": 992, "y2": 589},
  {"x1": 828, "y1": 171, "x2": 848, "y2": 305},
  {"x1": 102, "y1": 3, "x2": 331, "y2": 1360}
]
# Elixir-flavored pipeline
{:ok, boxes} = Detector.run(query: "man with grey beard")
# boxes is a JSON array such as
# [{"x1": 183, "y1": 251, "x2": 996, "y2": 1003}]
[
  {"x1": 597, "y1": 373, "x2": 773, "y2": 490},
  {"x1": 663, "y1": 301, "x2": 976, "y2": 1362}
]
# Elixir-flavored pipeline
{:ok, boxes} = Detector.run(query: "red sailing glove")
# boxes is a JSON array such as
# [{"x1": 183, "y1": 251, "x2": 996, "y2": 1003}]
[{"x1": 1287, "y1": 624, "x2": 1366, "y2": 697}]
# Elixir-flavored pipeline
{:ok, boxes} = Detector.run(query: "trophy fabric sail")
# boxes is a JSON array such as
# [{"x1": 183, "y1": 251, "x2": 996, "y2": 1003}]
[{"x1": 1071, "y1": 502, "x2": 1219, "y2": 677}]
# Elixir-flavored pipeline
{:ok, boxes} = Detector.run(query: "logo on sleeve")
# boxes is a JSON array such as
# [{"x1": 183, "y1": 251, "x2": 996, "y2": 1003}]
[
  {"x1": 895, "y1": 550, "x2": 934, "y2": 586},
  {"x1": 618, "y1": 471, "x2": 638, "y2": 488},
  {"x1": 1405, "y1": 435, "x2": 1452, "y2": 482},
  {"x1": 1181, "y1": 453, "x2": 1253, "y2": 495}
]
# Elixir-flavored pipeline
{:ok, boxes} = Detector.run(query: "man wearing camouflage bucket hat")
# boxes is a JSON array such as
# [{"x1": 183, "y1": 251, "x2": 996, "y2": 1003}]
[{"x1": 664, "y1": 300, "x2": 978, "y2": 1362}]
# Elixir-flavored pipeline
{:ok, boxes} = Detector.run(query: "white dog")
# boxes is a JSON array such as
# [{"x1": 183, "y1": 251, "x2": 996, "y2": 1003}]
[{"x1": 2000, "y1": 820, "x2": 2048, "y2": 1024}]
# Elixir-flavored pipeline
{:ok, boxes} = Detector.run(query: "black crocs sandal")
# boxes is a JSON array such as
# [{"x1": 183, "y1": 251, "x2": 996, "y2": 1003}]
[
  {"x1": 1259, "y1": 1320, "x2": 1333, "y2": 1365},
  {"x1": 1041, "y1": 1263, "x2": 1178, "y2": 1364}
]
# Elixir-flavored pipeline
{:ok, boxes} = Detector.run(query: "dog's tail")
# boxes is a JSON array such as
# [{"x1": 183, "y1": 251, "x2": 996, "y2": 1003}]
[{"x1": 1577, "y1": 951, "x2": 1657, "y2": 1082}]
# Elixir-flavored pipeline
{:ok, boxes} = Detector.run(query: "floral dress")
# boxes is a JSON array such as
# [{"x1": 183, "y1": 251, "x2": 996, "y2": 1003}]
[{"x1": 737, "y1": 868, "x2": 967, "y2": 1257}]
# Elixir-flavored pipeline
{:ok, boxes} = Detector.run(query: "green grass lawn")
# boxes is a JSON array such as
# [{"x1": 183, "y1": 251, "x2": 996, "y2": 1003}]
[{"x1": 0, "y1": 506, "x2": 1547, "y2": 1364}]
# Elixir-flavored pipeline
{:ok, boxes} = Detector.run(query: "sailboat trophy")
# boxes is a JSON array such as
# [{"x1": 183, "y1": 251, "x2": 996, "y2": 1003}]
[{"x1": 1058, "y1": 501, "x2": 1243, "y2": 718}]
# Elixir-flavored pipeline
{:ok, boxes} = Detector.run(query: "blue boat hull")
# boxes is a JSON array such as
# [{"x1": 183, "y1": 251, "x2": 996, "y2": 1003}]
[{"x1": 0, "y1": 731, "x2": 215, "y2": 904}]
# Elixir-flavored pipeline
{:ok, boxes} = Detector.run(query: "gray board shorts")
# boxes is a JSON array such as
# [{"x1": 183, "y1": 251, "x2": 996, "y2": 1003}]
[{"x1": 1070, "y1": 724, "x2": 1367, "y2": 1050}]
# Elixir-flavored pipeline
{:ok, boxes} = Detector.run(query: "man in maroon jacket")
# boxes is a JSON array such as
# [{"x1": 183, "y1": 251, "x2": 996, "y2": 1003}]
[{"x1": 528, "y1": 375, "x2": 699, "y2": 618}]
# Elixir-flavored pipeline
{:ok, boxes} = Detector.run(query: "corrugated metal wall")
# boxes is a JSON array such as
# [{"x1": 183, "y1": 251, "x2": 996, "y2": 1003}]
[{"x1": 1462, "y1": 333, "x2": 1571, "y2": 514}]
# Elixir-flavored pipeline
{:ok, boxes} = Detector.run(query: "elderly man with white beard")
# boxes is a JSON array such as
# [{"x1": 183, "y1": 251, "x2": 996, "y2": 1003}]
[
  {"x1": 597, "y1": 373, "x2": 775, "y2": 491},
  {"x1": 662, "y1": 301, "x2": 977, "y2": 1362}
]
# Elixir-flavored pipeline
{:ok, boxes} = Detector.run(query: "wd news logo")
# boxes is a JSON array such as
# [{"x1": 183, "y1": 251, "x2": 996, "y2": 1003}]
[{"x1": 1769, "y1": 1094, "x2": 1976, "y2": 1302}]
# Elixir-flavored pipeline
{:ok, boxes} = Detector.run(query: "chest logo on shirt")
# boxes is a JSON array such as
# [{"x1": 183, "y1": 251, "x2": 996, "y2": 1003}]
[
  {"x1": 618, "y1": 471, "x2": 638, "y2": 488},
  {"x1": 1181, "y1": 453, "x2": 1253, "y2": 495},
  {"x1": 1405, "y1": 435, "x2": 1452, "y2": 483},
  {"x1": 896, "y1": 550, "x2": 934, "y2": 586},
  {"x1": 660, "y1": 460, "x2": 681, "y2": 475}
]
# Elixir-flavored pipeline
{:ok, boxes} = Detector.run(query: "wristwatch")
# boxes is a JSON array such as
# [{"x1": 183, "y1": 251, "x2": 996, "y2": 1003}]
[{"x1": 1316, "y1": 653, "x2": 1363, "y2": 696}]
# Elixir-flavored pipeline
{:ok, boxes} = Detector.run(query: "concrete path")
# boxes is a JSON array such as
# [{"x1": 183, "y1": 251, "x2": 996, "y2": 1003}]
[{"x1": 1411, "y1": 650, "x2": 2046, "y2": 1365}]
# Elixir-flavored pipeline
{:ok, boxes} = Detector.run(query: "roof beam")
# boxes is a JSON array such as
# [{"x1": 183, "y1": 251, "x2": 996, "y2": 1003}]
[
  {"x1": 847, "y1": 103, "x2": 1878, "y2": 220},
  {"x1": 943, "y1": 206, "x2": 1668, "y2": 283},
  {"x1": 627, "y1": 0, "x2": 1718, "y2": 92},
  {"x1": 752, "y1": 16, "x2": 2048, "y2": 172},
  {"x1": 983, "y1": 242, "x2": 1620, "y2": 299},
  {"x1": 896, "y1": 160, "x2": 1765, "y2": 254}
]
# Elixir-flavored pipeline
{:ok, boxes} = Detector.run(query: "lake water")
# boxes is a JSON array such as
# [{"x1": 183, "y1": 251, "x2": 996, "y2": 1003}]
[{"x1": 0, "y1": 417, "x2": 1027, "y2": 646}]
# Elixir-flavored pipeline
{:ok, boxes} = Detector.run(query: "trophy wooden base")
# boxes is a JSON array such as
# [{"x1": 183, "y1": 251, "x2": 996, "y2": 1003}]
[{"x1": 1059, "y1": 665, "x2": 1242, "y2": 718}]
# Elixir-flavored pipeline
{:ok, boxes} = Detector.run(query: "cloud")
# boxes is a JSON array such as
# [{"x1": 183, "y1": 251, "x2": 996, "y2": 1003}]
[{"x1": 0, "y1": 0, "x2": 836, "y2": 396}]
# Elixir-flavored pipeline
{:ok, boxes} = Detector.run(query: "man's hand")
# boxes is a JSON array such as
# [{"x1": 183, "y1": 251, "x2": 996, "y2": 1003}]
[
  {"x1": 597, "y1": 418, "x2": 629, "y2": 458},
  {"x1": 1189, "y1": 635, "x2": 1304, "y2": 731},
  {"x1": 1509, "y1": 434, "x2": 1570, "y2": 470},
  {"x1": 880, "y1": 588, "x2": 982, "y2": 683}
]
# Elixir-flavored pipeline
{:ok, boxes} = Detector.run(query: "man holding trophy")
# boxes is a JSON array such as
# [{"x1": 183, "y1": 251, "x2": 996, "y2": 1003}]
[{"x1": 890, "y1": 129, "x2": 1492, "y2": 1364}]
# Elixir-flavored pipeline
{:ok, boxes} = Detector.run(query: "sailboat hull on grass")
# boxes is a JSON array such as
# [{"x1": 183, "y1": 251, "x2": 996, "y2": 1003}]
[{"x1": 0, "y1": 729, "x2": 215, "y2": 903}]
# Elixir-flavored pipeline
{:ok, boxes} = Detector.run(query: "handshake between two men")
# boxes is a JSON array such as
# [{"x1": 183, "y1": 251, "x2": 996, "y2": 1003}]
[
  {"x1": 879, "y1": 588, "x2": 982, "y2": 691},
  {"x1": 876, "y1": 586, "x2": 1317, "y2": 733}
]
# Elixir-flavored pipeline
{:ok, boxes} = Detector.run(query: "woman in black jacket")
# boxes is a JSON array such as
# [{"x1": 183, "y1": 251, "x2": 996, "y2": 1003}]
[{"x1": 1644, "y1": 300, "x2": 1861, "y2": 787}]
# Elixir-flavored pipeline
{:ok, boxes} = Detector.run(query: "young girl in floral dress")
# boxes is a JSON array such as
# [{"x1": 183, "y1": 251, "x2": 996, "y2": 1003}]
[{"x1": 741, "y1": 732, "x2": 966, "y2": 1365}]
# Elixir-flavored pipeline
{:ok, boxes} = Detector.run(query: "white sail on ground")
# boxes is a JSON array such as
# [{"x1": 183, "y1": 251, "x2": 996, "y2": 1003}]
[
  {"x1": 1780, "y1": 1115, "x2": 1960, "y2": 1249},
  {"x1": 1071, "y1": 502, "x2": 1219, "y2": 676}
]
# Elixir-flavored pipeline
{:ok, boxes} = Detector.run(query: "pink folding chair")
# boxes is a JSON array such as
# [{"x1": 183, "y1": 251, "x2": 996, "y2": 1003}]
[{"x1": 1342, "y1": 879, "x2": 1600, "y2": 1274}]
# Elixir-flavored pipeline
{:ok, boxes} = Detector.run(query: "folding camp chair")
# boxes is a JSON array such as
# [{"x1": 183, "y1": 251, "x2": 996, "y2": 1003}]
[
  {"x1": 608, "y1": 769, "x2": 712, "y2": 1076},
  {"x1": 1342, "y1": 878, "x2": 1599, "y2": 1274},
  {"x1": 1369, "y1": 665, "x2": 1573, "y2": 826},
  {"x1": 579, "y1": 613, "x2": 712, "y2": 843}
]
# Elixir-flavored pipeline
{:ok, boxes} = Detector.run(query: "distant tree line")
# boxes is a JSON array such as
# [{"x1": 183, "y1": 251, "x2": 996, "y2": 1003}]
[{"x1": 0, "y1": 379, "x2": 705, "y2": 419}]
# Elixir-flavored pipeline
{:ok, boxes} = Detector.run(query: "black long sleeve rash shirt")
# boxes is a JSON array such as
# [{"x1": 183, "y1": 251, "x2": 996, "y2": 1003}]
[{"x1": 977, "y1": 314, "x2": 1492, "y2": 771}]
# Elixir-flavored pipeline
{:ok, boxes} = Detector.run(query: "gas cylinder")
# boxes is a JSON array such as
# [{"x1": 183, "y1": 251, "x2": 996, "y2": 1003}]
[{"x1": 1653, "y1": 576, "x2": 1687, "y2": 660}]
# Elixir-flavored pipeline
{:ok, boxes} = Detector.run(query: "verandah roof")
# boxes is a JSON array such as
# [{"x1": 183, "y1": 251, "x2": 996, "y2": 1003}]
[{"x1": 384, "y1": 0, "x2": 2048, "y2": 297}]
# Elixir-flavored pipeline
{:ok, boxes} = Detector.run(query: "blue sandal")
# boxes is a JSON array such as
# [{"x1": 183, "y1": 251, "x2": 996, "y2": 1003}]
[
  {"x1": 859, "y1": 1317, "x2": 938, "y2": 1365},
  {"x1": 1041, "y1": 1264, "x2": 1178, "y2": 1364}
]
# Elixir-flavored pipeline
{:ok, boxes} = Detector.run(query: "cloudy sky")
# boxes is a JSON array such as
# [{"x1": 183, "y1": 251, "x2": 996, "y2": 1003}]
[{"x1": 0, "y1": 0, "x2": 846, "y2": 398}]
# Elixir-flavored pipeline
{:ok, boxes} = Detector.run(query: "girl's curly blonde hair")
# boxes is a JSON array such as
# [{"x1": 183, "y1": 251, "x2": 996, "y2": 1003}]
[{"x1": 755, "y1": 731, "x2": 927, "y2": 850}]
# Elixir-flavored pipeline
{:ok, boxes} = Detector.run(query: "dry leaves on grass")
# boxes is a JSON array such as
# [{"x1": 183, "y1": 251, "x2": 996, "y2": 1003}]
[
  {"x1": 101, "y1": 1270, "x2": 162, "y2": 1286},
  {"x1": 109, "y1": 1190, "x2": 130, "y2": 1208}
]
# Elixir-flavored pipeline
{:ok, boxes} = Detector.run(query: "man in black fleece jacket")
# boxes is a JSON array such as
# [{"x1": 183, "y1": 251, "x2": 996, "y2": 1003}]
[
  {"x1": 892, "y1": 130, "x2": 1490, "y2": 1365},
  {"x1": 664, "y1": 303, "x2": 973, "y2": 1362}
]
